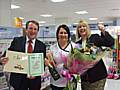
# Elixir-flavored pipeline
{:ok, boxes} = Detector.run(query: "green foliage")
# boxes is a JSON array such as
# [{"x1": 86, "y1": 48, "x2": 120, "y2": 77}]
[
  {"x1": 63, "y1": 75, "x2": 80, "y2": 90},
  {"x1": 71, "y1": 48, "x2": 94, "y2": 61}
]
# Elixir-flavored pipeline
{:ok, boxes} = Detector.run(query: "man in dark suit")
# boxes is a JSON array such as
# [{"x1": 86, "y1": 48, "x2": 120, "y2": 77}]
[{"x1": 1, "y1": 20, "x2": 46, "y2": 90}]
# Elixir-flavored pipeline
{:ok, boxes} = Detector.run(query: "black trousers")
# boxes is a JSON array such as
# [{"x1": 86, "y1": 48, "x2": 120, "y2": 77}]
[
  {"x1": 12, "y1": 77, "x2": 41, "y2": 90},
  {"x1": 50, "y1": 84, "x2": 65, "y2": 90}
]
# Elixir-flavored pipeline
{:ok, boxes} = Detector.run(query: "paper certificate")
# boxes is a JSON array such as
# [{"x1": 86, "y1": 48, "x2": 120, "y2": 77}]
[
  {"x1": 3, "y1": 50, "x2": 28, "y2": 74},
  {"x1": 28, "y1": 53, "x2": 44, "y2": 76},
  {"x1": 3, "y1": 50, "x2": 44, "y2": 76}
]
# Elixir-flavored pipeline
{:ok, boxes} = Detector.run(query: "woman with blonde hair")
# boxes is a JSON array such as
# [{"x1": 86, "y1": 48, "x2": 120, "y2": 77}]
[
  {"x1": 76, "y1": 20, "x2": 114, "y2": 90},
  {"x1": 76, "y1": 20, "x2": 91, "y2": 40}
]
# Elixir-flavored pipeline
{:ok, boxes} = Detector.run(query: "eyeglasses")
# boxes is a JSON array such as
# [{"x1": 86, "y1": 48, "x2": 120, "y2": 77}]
[{"x1": 27, "y1": 27, "x2": 38, "y2": 31}]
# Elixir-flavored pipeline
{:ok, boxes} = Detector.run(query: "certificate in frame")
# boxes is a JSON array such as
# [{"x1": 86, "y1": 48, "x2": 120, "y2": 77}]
[{"x1": 3, "y1": 51, "x2": 44, "y2": 76}]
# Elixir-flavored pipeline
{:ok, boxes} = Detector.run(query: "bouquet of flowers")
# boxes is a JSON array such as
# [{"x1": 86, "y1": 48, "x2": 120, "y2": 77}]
[
  {"x1": 62, "y1": 44, "x2": 106, "y2": 75},
  {"x1": 61, "y1": 70, "x2": 79, "y2": 90}
]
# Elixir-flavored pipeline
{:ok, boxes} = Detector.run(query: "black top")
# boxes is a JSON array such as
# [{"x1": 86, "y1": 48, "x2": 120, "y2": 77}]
[{"x1": 76, "y1": 31, "x2": 114, "y2": 83}]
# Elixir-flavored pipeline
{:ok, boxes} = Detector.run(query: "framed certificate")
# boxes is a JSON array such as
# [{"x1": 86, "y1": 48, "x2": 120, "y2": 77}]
[
  {"x1": 3, "y1": 50, "x2": 44, "y2": 76},
  {"x1": 28, "y1": 53, "x2": 44, "y2": 76}
]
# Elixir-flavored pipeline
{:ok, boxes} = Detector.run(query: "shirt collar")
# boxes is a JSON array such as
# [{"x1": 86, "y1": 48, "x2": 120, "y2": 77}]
[{"x1": 26, "y1": 36, "x2": 36, "y2": 44}]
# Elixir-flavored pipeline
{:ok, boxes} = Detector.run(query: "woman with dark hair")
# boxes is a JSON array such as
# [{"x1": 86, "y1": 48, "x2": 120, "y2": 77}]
[{"x1": 45, "y1": 24, "x2": 76, "y2": 90}]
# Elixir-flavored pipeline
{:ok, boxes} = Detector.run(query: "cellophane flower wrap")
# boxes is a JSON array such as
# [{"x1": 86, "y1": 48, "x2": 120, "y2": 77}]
[{"x1": 62, "y1": 44, "x2": 106, "y2": 75}]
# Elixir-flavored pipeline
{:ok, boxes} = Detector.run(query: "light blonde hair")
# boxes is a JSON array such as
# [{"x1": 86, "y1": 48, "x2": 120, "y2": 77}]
[{"x1": 76, "y1": 20, "x2": 91, "y2": 40}]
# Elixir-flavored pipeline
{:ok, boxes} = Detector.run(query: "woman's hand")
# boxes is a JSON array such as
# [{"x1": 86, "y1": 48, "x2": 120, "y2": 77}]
[
  {"x1": 0, "y1": 57, "x2": 8, "y2": 65},
  {"x1": 45, "y1": 58, "x2": 51, "y2": 66},
  {"x1": 98, "y1": 23, "x2": 105, "y2": 32},
  {"x1": 45, "y1": 52, "x2": 56, "y2": 67}
]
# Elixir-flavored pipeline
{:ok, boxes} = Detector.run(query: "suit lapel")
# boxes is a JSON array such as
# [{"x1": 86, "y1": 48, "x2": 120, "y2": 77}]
[
  {"x1": 33, "y1": 39, "x2": 38, "y2": 53},
  {"x1": 21, "y1": 37, "x2": 26, "y2": 52}
]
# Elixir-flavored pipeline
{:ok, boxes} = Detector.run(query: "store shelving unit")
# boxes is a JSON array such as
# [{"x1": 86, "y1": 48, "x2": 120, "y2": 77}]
[
  {"x1": 107, "y1": 27, "x2": 120, "y2": 79},
  {"x1": 0, "y1": 65, "x2": 10, "y2": 90}
]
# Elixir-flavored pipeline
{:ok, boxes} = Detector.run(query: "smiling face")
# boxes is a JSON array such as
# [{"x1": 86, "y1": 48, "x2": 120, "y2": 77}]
[
  {"x1": 58, "y1": 27, "x2": 68, "y2": 42},
  {"x1": 26, "y1": 22, "x2": 39, "y2": 40},
  {"x1": 76, "y1": 20, "x2": 91, "y2": 39},
  {"x1": 78, "y1": 23, "x2": 87, "y2": 37}
]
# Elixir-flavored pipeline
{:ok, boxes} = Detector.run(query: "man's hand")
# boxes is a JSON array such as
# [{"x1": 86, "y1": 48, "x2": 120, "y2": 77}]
[
  {"x1": 0, "y1": 57, "x2": 8, "y2": 65},
  {"x1": 27, "y1": 76, "x2": 36, "y2": 79}
]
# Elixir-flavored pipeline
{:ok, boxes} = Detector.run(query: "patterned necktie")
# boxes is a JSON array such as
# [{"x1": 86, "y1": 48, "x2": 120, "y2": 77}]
[{"x1": 28, "y1": 40, "x2": 33, "y2": 53}]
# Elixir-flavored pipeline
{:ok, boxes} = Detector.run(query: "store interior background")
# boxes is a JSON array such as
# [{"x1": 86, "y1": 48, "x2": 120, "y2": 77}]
[
  {"x1": 1, "y1": 0, "x2": 120, "y2": 90},
  {"x1": 1, "y1": 0, "x2": 120, "y2": 47}
]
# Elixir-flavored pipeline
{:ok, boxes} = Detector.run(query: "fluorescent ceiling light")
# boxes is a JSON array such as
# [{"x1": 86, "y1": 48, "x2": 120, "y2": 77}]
[
  {"x1": 89, "y1": 18, "x2": 98, "y2": 20},
  {"x1": 19, "y1": 17, "x2": 24, "y2": 20},
  {"x1": 51, "y1": 0, "x2": 66, "y2": 2},
  {"x1": 73, "y1": 23, "x2": 78, "y2": 25},
  {"x1": 98, "y1": 21, "x2": 104, "y2": 24},
  {"x1": 39, "y1": 21, "x2": 46, "y2": 23},
  {"x1": 40, "y1": 14, "x2": 52, "y2": 17},
  {"x1": 75, "y1": 11, "x2": 88, "y2": 14},
  {"x1": 11, "y1": 4, "x2": 20, "y2": 9},
  {"x1": 39, "y1": 25, "x2": 43, "y2": 26}
]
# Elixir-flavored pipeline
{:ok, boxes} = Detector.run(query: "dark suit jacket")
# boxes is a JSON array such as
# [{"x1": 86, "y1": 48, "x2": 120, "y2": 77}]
[
  {"x1": 76, "y1": 31, "x2": 114, "y2": 83},
  {"x1": 8, "y1": 36, "x2": 46, "y2": 89}
]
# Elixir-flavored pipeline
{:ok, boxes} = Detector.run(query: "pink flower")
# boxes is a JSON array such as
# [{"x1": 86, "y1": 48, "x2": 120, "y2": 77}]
[{"x1": 61, "y1": 70, "x2": 72, "y2": 80}]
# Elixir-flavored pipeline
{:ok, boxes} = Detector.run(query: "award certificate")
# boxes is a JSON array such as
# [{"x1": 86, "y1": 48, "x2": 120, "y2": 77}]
[
  {"x1": 28, "y1": 53, "x2": 44, "y2": 76},
  {"x1": 3, "y1": 50, "x2": 28, "y2": 74},
  {"x1": 3, "y1": 50, "x2": 44, "y2": 76}
]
